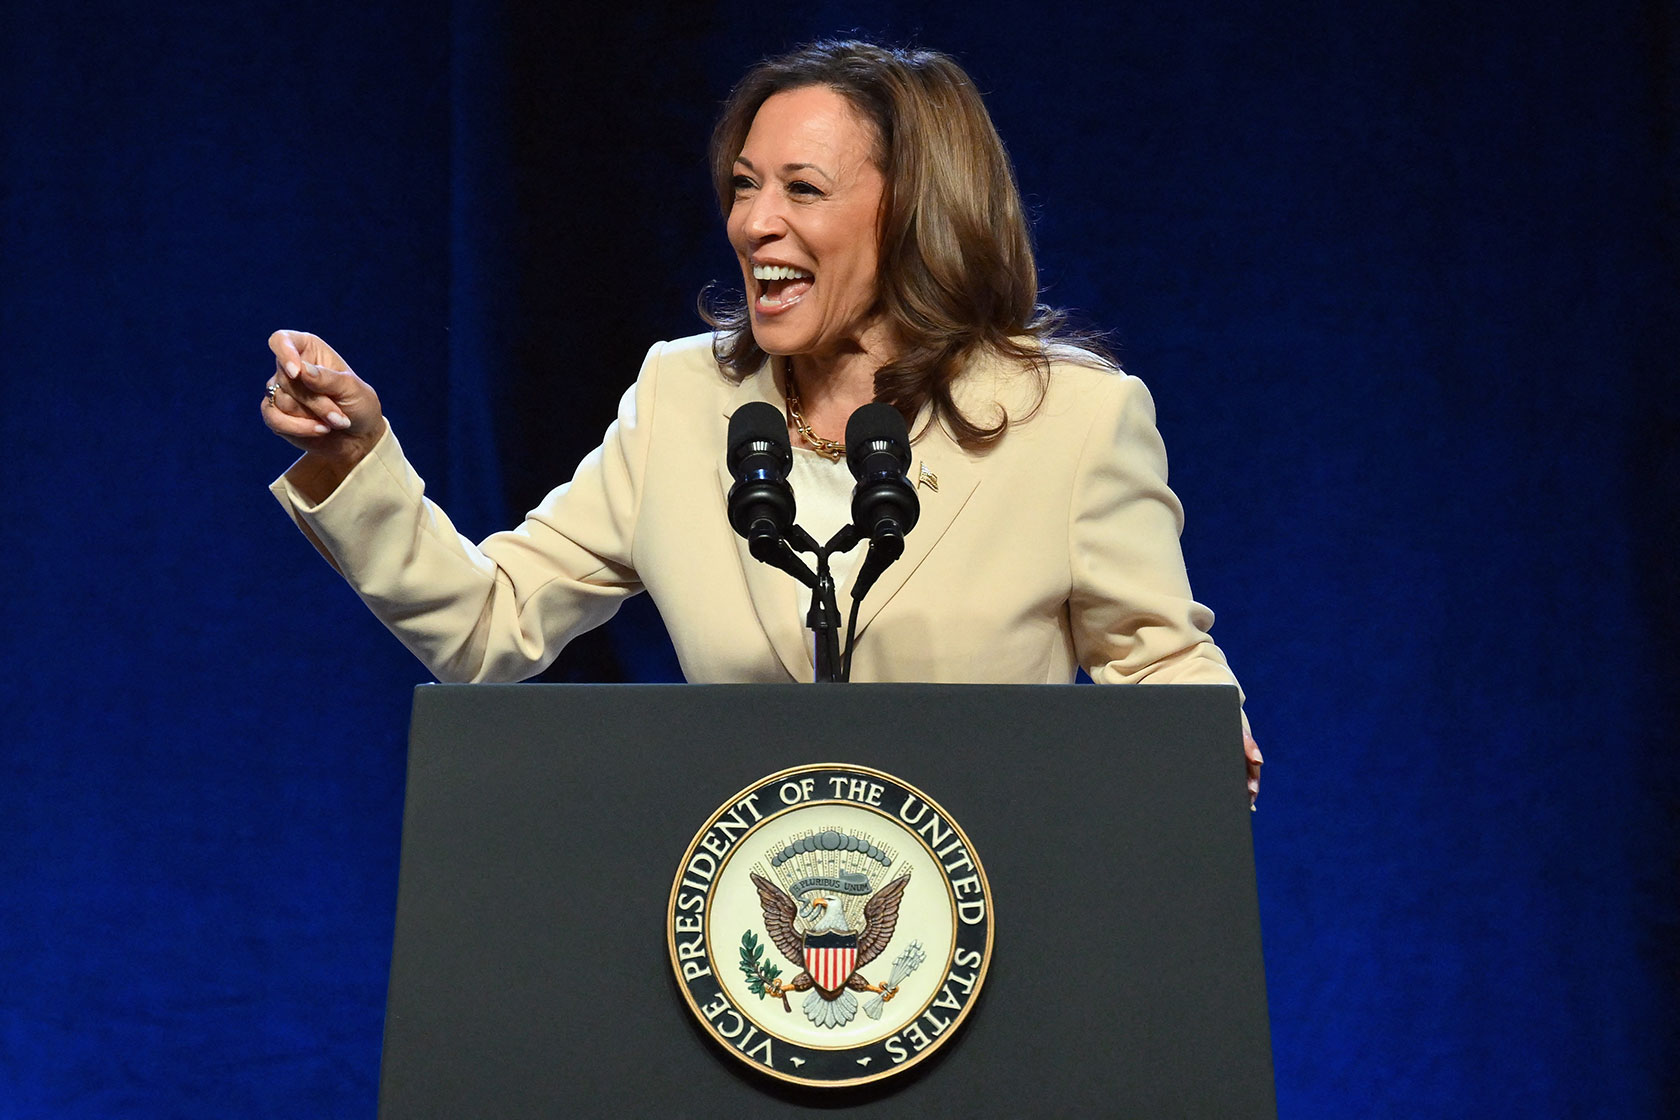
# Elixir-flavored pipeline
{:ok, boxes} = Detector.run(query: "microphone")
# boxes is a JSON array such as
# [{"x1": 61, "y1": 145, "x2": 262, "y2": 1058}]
[
  {"x1": 726, "y1": 402, "x2": 797, "y2": 562},
  {"x1": 845, "y1": 403, "x2": 920, "y2": 599}
]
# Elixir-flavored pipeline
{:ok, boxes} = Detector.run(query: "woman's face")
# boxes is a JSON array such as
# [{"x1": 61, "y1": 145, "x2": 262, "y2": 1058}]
[{"x1": 726, "y1": 85, "x2": 888, "y2": 365}]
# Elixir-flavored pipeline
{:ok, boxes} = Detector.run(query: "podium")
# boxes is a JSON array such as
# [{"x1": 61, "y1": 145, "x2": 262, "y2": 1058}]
[{"x1": 379, "y1": 684, "x2": 1275, "y2": 1117}]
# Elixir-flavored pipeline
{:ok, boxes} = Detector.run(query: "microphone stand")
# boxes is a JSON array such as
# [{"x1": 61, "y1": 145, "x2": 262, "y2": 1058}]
[
  {"x1": 805, "y1": 525, "x2": 860, "y2": 683},
  {"x1": 764, "y1": 523, "x2": 861, "y2": 683},
  {"x1": 808, "y1": 561, "x2": 842, "y2": 683}
]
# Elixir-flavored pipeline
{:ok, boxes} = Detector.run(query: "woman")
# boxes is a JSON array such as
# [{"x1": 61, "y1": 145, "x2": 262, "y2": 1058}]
[{"x1": 261, "y1": 41, "x2": 1262, "y2": 802}]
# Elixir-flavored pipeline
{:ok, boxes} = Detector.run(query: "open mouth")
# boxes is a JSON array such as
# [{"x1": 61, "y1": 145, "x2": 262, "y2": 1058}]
[{"x1": 752, "y1": 263, "x2": 814, "y2": 309}]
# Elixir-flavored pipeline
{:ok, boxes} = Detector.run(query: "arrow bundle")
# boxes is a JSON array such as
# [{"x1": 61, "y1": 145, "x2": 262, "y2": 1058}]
[{"x1": 864, "y1": 940, "x2": 927, "y2": 1020}]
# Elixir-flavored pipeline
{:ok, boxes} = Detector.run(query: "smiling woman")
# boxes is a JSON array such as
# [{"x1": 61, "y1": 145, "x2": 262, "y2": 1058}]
[
  {"x1": 724, "y1": 86, "x2": 889, "y2": 397},
  {"x1": 703, "y1": 41, "x2": 1082, "y2": 451},
  {"x1": 260, "y1": 38, "x2": 1262, "y2": 804}
]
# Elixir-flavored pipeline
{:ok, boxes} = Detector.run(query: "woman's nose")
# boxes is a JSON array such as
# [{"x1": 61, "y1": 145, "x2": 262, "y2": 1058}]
[{"x1": 741, "y1": 191, "x2": 787, "y2": 241}]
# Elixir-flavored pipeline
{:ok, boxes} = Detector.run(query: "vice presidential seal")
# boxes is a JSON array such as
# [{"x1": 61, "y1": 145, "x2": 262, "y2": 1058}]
[{"x1": 667, "y1": 763, "x2": 993, "y2": 1088}]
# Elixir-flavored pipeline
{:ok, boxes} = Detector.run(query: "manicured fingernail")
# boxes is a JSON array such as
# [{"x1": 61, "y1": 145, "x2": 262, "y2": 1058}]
[
  {"x1": 313, "y1": 423, "x2": 331, "y2": 435},
  {"x1": 285, "y1": 361, "x2": 300, "y2": 378},
  {"x1": 328, "y1": 412, "x2": 350, "y2": 429}
]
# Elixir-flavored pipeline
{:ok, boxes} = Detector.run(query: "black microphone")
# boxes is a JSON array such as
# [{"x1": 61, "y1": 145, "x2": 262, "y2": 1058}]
[
  {"x1": 845, "y1": 403, "x2": 920, "y2": 598},
  {"x1": 726, "y1": 402, "x2": 797, "y2": 561}
]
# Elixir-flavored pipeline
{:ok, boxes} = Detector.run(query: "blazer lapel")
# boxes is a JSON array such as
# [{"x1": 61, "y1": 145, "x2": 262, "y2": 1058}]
[
  {"x1": 837, "y1": 415, "x2": 980, "y2": 638},
  {"x1": 717, "y1": 365, "x2": 813, "y2": 682},
  {"x1": 837, "y1": 347, "x2": 1032, "y2": 637}
]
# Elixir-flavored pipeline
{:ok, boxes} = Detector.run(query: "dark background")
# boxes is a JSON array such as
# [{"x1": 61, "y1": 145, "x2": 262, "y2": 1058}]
[{"x1": 3, "y1": 1, "x2": 1675, "y2": 1115}]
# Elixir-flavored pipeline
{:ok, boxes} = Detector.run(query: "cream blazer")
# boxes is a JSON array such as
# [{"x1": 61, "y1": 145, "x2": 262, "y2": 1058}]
[{"x1": 271, "y1": 333, "x2": 1243, "y2": 698}]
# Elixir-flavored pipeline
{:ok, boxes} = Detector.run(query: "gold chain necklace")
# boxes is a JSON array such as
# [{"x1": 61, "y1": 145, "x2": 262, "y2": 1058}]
[{"x1": 785, "y1": 375, "x2": 846, "y2": 462}]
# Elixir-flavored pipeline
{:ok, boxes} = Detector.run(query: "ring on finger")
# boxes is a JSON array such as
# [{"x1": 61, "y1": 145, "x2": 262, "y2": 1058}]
[{"x1": 266, "y1": 382, "x2": 279, "y2": 404}]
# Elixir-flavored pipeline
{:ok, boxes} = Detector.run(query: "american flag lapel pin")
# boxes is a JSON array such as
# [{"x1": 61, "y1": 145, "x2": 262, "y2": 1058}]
[{"x1": 917, "y1": 462, "x2": 939, "y2": 492}]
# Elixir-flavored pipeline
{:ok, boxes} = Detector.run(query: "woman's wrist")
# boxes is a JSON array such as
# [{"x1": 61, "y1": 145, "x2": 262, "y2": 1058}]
[{"x1": 284, "y1": 417, "x2": 388, "y2": 505}]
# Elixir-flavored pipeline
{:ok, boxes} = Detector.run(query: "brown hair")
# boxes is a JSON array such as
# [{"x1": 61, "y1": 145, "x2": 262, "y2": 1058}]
[{"x1": 701, "y1": 40, "x2": 1112, "y2": 448}]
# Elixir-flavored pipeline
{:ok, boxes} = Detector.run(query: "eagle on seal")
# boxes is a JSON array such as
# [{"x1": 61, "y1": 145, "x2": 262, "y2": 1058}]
[{"x1": 750, "y1": 869, "x2": 910, "y2": 1029}]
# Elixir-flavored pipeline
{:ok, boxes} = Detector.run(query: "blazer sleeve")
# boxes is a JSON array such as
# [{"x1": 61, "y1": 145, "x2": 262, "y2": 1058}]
[
  {"x1": 1067, "y1": 374, "x2": 1247, "y2": 705},
  {"x1": 268, "y1": 343, "x2": 664, "y2": 683}
]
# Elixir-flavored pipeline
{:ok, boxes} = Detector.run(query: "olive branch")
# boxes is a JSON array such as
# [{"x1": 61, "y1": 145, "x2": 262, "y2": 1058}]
[{"x1": 739, "y1": 930, "x2": 791, "y2": 1011}]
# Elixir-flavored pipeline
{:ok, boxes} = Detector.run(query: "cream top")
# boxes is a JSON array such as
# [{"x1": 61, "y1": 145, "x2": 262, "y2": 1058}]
[{"x1": 786, "y1": 447, "x2": 863, "y2": 598}]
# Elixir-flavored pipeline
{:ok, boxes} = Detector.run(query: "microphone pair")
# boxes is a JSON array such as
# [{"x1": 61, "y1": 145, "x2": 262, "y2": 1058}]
[
  {"x1": 725, "y1": 400, "x2": 920, "y2": 587},
  {"x1": 726, "y1": 400, "x2": 921, "y2": 681}
]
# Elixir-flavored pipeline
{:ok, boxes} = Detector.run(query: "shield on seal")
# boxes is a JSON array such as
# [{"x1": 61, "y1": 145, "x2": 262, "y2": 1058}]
[{"x1": 804, "y1": 931, "x2": 858, "y2": 994}]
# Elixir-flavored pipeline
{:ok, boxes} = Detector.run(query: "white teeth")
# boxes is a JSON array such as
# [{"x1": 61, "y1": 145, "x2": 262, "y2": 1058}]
[{"x1": 752, "y1": 264, "x2": 813, "y2": 281}]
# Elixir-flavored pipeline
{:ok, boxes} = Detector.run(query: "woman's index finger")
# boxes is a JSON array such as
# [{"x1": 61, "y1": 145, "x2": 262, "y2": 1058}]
[{"x1": 268, "y1": 329, "x2": 311, "y2": 376}]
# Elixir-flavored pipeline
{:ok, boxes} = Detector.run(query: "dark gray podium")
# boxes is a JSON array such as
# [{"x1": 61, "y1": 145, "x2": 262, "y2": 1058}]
[{"x1": 379, "y1": 684, "x2": 1274, "y2": 1118}]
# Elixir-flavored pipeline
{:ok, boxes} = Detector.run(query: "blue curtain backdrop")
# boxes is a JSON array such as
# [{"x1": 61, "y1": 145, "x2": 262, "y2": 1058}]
[{"x1": 2, "y1": 0, "x2": 1675, "y2": 1115}]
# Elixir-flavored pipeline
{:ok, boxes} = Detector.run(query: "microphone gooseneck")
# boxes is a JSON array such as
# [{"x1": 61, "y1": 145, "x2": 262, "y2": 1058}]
[{"x1": 841, "y1": 404, "x2": 920, "y2": 679}]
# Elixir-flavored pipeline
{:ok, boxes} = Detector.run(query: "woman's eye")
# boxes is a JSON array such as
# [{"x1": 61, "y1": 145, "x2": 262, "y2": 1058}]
[
  {"x1": 731, "y1": 175, "x2": 756, "y2": 194},
  {"x1": 788, "y1": 180, "x2": 823, "y2": 198}
]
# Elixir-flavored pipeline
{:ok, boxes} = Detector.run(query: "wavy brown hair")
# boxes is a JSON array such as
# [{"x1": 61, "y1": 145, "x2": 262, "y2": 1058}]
[{"x1": 701, "y1": 40, "x2": 1112, "y2": 448}]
